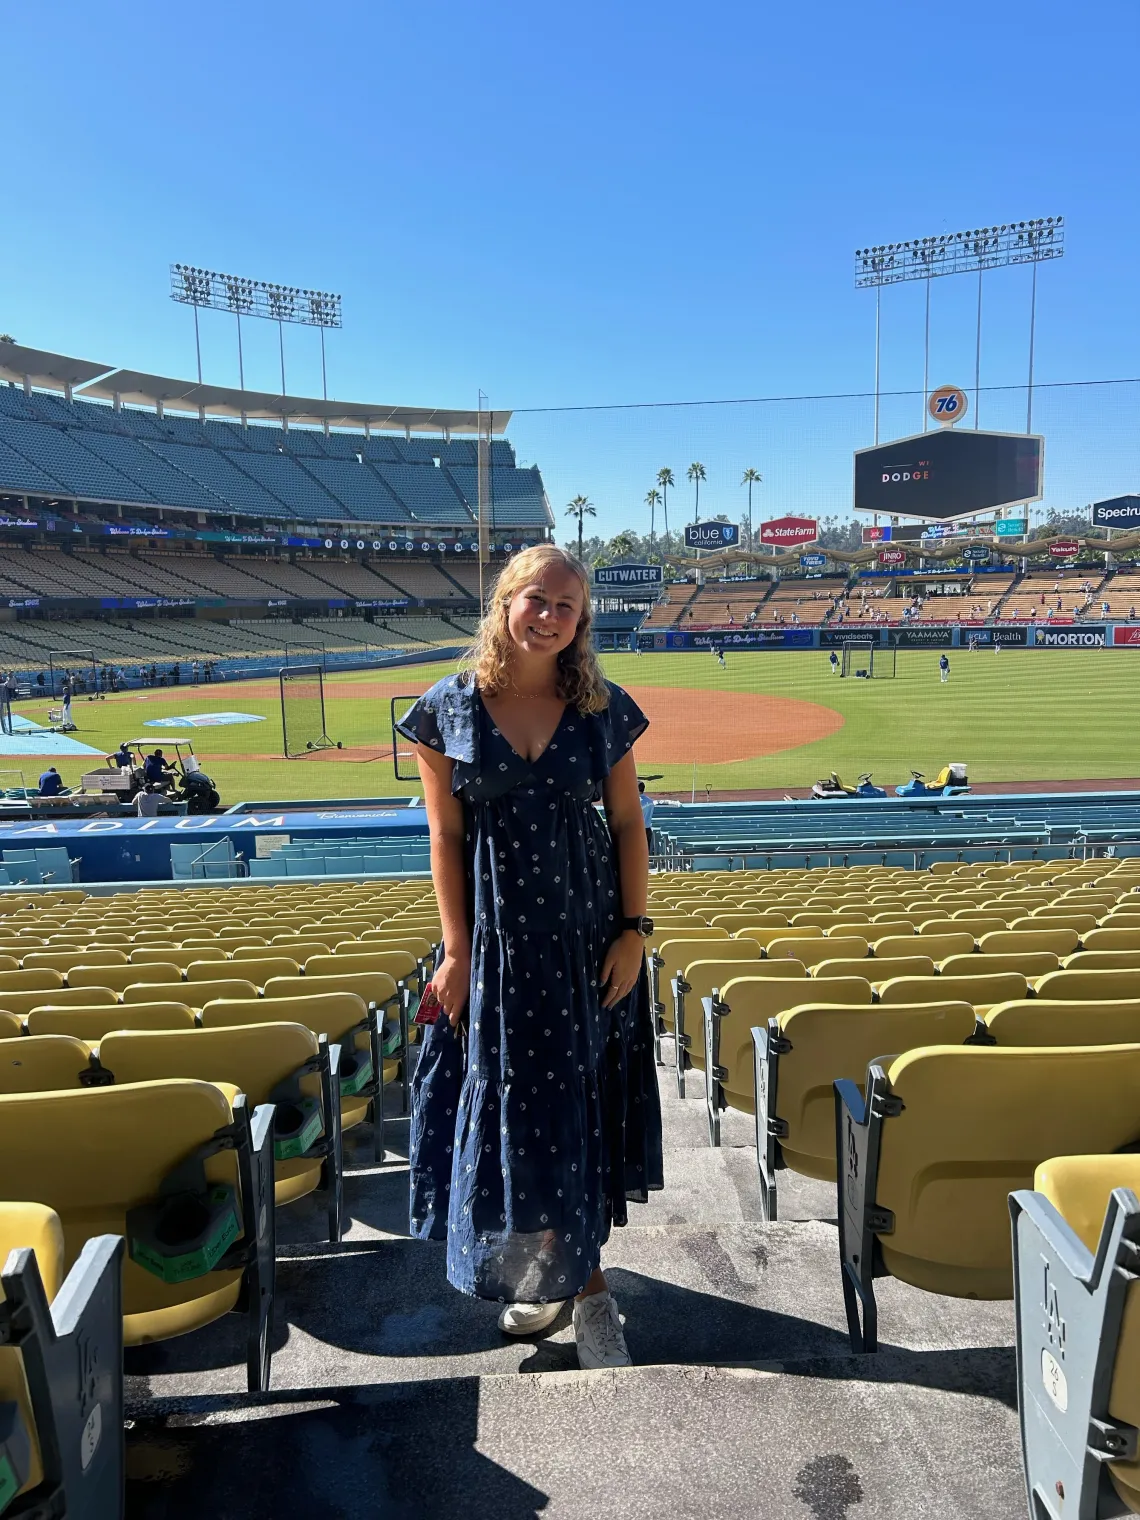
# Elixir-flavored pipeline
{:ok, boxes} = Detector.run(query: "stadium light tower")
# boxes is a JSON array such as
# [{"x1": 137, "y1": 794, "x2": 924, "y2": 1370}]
[
  {"x1": 170, "y1": 266, "x2": 343, "y2": 398},
  {"x1": 854, "y1": 217, "x2": 1064, "y2": 438}
]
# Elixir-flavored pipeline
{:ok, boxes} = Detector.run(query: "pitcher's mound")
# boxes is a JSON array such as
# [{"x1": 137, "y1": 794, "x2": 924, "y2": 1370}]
[{"x1": 626, "y1": 687, "x2": 843, "y2": 765}]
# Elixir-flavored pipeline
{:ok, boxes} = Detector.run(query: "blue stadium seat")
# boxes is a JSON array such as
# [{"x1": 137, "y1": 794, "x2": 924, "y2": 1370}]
[
  {"x1": 0, "y1": 418, "x2": 153, "y2": 504},
  {"x1": 375, "y1": 464, "x2": 473, "y2": 525},
  {"x1": 223, "y1": 451, "x2": 345, "y2": 519},
  {"x1": 70, "y1": 430, "x2": 224, "y2": 513},
  {"x1": 145, "y1": 440, "x2": 291, "y2": 517},
  {"x1": 302, "y1": 458, "x2": 413, "y2": 521}
]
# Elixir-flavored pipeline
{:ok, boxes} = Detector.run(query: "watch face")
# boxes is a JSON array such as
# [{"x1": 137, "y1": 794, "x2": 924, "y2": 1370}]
[{"x1": 640, "y1": 916, "x2": 654, "y2": 936}]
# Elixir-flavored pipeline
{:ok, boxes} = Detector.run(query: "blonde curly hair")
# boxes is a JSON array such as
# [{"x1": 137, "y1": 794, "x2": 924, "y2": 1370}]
[{"x1": 460, "y1": 544, "x2": 610, "y2": 713}]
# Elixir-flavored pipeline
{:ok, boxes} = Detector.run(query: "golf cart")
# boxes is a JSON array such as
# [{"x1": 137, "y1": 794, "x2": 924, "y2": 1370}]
[
  {"x1": 81, "y1": 740, "x2": 221, "y2": 814},
  {"x1": 128, "y1": 740, "x2": 221, "y2": 813}
]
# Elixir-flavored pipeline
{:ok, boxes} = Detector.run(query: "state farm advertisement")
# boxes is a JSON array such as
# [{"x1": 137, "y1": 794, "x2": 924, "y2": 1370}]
[{"x1": 760, "y1": 515, "x2": 818, "y2": 547}]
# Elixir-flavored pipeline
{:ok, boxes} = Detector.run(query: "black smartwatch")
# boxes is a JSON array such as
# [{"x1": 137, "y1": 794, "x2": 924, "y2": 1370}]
[{"x1": 621, "y1": 915, "x2": 654, "y2": 938}]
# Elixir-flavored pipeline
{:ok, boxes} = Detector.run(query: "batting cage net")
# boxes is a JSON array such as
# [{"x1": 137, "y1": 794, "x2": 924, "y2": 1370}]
[
  {"x1": 48, "y1": 650, "x2": 99, "y2": 700},
  {"x1": 840, "y1": 642, "x2": 874, "y2": 678},
  {"x1": 870, "y1": 646, "x2": 897, "y2": 679},
  {"x1": 280, "y1": 665, "x2": 339, "y2": 758}
]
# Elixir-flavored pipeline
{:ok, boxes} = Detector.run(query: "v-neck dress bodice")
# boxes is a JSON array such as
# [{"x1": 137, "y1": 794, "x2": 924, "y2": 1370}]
[{"x1": 395, "y1": 673, "x2": 663, "y2": 1303}]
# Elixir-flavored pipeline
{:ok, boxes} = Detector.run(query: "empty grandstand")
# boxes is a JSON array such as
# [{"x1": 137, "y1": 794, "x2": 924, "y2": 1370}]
[{"x1": 0, "y1": 341, "x2": 550, "y2": 534}]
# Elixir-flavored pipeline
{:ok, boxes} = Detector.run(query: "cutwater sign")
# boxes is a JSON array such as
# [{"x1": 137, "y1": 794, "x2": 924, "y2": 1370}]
[
  {"x1": 684, "y1": 522, "x2": 739, "y2": 550},
  {"x1": 593, "y1": 564, "x2": 663, "y2": 587}
]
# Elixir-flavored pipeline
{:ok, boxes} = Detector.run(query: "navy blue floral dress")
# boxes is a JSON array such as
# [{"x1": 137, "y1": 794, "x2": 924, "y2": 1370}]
[{"x1": 395, "y1": 674, "x2": 663, "y2": 1303}]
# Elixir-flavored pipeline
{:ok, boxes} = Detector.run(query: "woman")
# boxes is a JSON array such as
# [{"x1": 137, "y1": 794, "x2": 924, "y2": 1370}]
[{"x1": 396, "y1": 544, "x2": 662, "y2": 1369}]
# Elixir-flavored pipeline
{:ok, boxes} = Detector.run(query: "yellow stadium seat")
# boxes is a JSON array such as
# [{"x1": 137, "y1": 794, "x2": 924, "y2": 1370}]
[
  {"x1": 670, "y1": 945, "x2": 765, "y2": 1094},
  {"x1": 1083, "y1": 927, "x2": 1140, "y2": 951},
  {"x1": 68, "y1": 964, "x2": 182, "y2": 994},
  {"x1": 99, "y1": 1021, "x2": 343, "y2": 1243},
  {"x1": 704, "y1": 974, "x2": 873, "y2": 1142},
  {"x1": 814, "y1": 955, "x2": 934, "y2": 986},
  {"x1": 984, "y1": 998, "x2": 1140, "y2": 1047},
  {"x1": 649, "y1": 934, "x2": 731, "y2": 1057},
  {"x1": 979, "y1": 927, "x2": 1079, "y2": 957},
  {"x1": 940, "y1": 951, "x2": 1059, "y2": 980},
  {"x1": 305, "y1": 950, "x2": 418, "y2": 984},
  {"x1": 787, "y1": 912, "x2": 845, "y2": 930},
  {"x1": 0, "y1": 1010, "x2": 18, "y2": 1039},
  {"x1": 0, "y1": 969, "x2": 63, "y2": 994},
  {"x1": 356, "y1": 931, "x2": 434, "y2": 959},
  {"x1": 0, "y1": 1033, "x2": 93, "y2": 1094},
  {"x1": 27, "y1": 1003, "x2": 197, "y2": 1040},
  {"x1": 1063, "y1": 950, "x2": 1140, "y2": 971},
  {"x1": 188, "y1": 956, "x2": 297, "y2": 985},
  {"x1": 0, "y1": 987, "x2": 119, "y2": 1021},
  {"x1": 833, "y1": 920, "x2": 912, "y2": 941},
  {"x1": 754, "y1": 999, "x2": 975, "y2": 1220},
  {"x1": 878, "y1": 971, "x2": 1028, "y2": 1009},
  {"x1": 948, "y1": 913, "x2": 1015, "y2": 935},
  {"x1": 837, "y1": 1043, "x2": 1140, "y2": 1353},
  {"x1": 0, "y1": 1078, "x2": 276, "y2": 1390},
  {"x1": 874, "y1": 932, "x2": 975, "y2": 960},
  {"x1": 705, "y1": 913, "x2": 781, "y2": 933},
  {"x1": 23, "y1": 949, "x2": 130, "y2": 973},
  {"x1": 767, "y1": 936, "x2": 868, "y2": 968},
  {"x1": 0, "y1": 1201, "x2": 123, "y2": 1512},
  {"x1": 1012, "y1": 1156, "x2": 1140, "y2": 1516},
  {"x1": 1036, "y1": 968, "x2": 1140, "y2": 1002},
  {"x1": 1026, "y1": 909, "x2": 1099, "y2": 933},
  {"x1": 130, "y1": 946, "x2": 228, "y2": 970},
  {"x1": 130, "y1": 978, "x2": 256, "y2": 1011},
  {"x1": 206, "y1": 989, "x2": 391, "y2": 1160}
]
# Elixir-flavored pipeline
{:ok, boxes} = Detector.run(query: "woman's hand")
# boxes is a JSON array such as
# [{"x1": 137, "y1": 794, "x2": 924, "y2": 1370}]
[
  {"x1": 433, "y1": 946, "x2": 472, "y2": 1028},
  {"x1": 599, "y1": 930, "x2": 645, "y2": 1009}
]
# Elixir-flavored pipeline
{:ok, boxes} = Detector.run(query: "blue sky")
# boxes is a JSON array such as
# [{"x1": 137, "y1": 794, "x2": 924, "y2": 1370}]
[{"x1": 2, "y1": 0, "x2": 1137, "y2": 537}]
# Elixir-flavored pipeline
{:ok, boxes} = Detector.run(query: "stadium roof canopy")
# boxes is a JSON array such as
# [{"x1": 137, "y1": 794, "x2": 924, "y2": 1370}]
[
  {"x1": 0, "y1": 342, "x2": 113, "y2": 391},
  {"x1": 0, "y1": 340, "x2": 510, "y2": 435}
]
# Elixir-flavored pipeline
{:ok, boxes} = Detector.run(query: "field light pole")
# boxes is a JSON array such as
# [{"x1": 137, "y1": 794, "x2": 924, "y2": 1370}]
[
  {"x1": 854, "y1": 218, "x2": 1064, "y2": 439},
  {"x1": 170, "y1": 266, "x2": 342, "y2": 402}
]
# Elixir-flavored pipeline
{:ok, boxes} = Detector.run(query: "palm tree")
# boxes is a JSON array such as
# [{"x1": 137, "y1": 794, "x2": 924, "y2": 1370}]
[
  {"x1": 644, "y1": 488, "x2": 661, "y2": 550},
  {"x1": 565, "y1": 495, "x2": 596, "y2": 560},
  {"x1": 610, "y1": 530, "x2": 636, "y2": 560},
  {"x1": 687, "y1": 462, "x2": 707, "y2": 524},
  {"x1": 741, "y1": 468, "x2": 763, "y2": 548},
  {"x1": 656, "y1": 468, "x2": 675, "y2": 552}
]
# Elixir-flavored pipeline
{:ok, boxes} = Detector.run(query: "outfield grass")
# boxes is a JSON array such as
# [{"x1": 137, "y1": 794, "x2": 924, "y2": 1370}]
[{"x1": 16, "y1": 648, "x2": 1140, "y2": 804}]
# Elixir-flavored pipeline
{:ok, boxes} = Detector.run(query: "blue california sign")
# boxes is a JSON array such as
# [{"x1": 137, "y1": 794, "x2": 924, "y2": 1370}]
[{"x1": 684, "y1": 522, "x2": 739, "y2": 550}]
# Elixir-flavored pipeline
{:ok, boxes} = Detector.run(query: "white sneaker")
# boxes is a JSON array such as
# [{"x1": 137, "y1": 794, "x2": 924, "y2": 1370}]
[
  {"x1": 572, "y1": 1290, "x2": 631, "y2": 1369},
  {"x1": 498, "y1": 1300, "x2": 565, "y2": 1336}
]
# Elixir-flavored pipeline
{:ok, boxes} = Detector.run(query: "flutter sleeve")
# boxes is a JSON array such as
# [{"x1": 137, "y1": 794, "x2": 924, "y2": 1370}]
[
  {"x1": 394, "y1": 675, "x2": 478, "y2": 766},
  {"x1": 587, "y1": 681, "x2": 650, "y2": 781}
]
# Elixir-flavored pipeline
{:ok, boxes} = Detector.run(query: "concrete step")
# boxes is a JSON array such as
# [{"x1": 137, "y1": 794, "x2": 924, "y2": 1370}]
[
  {"x1": 127, "y1": 1217, "x2": 1014, "y2": 1400},
  {"x1": 124, "y1": 1354, "x2": 1023, "y2": 1519}
]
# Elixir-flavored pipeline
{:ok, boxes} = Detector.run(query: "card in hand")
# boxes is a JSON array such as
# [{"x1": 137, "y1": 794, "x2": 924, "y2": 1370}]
[{"x1": 413, "y1": 984, "x2": 442, "y2": 1025}]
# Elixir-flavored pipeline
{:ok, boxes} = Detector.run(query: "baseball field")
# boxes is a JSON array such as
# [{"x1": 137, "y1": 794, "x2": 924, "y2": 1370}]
[{"x1": 13, "y1": 646, "x2": 1138, "y2": 805}]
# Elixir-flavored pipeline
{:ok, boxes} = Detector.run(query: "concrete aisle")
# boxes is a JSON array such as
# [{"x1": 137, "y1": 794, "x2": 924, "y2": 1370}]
[{"x1": 124, "y1": 1060, "x2": 1026, "y2": 1518}]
